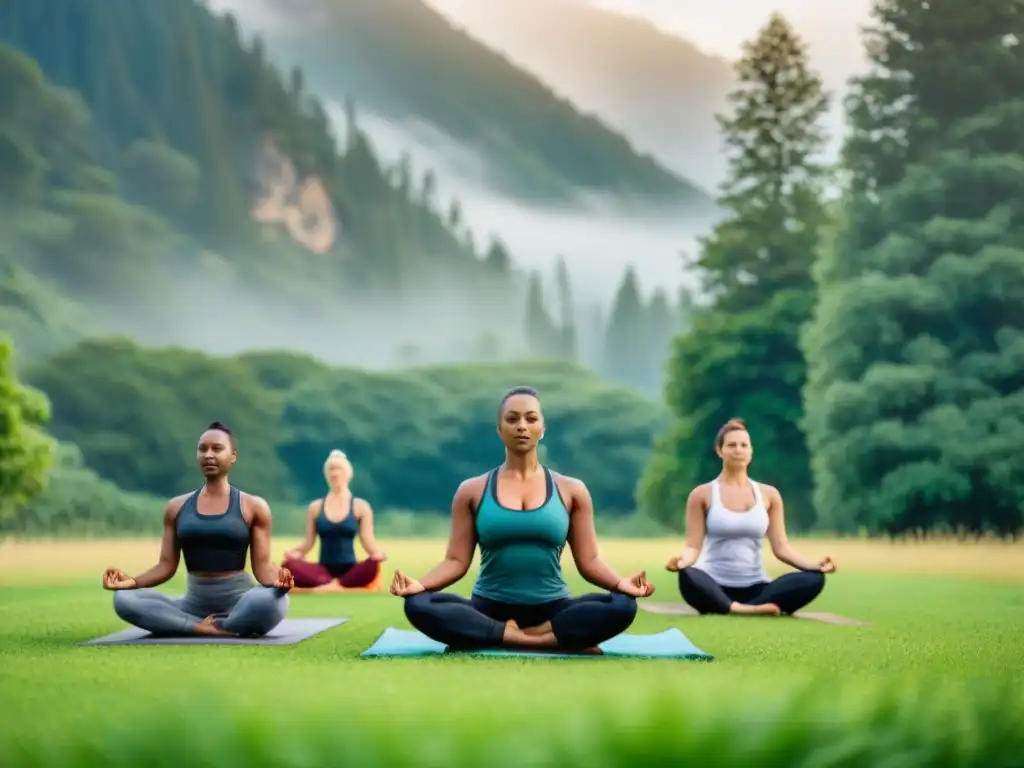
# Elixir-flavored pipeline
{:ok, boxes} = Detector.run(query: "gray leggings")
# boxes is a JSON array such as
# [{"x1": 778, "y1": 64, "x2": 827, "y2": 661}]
[{"x1": 113, "y1": 572, "x2": 289, "y2": 637}]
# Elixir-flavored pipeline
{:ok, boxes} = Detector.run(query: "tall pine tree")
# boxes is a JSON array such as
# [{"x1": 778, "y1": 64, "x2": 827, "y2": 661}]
[
  {"x1": 802, "y1": 0, "x2": 1024, "y2": 535},
  {"x1": 554, "y1": 257, "x2": 578, "y2": 361},
  {"x1": 603, "y1": 266, "x2": 647, "y2": 390},
  {"x1": 640, "y1": 14, "x2": 829, "y2": 529}
]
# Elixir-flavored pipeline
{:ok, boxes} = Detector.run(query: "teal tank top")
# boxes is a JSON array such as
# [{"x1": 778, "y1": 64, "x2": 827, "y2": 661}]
[{"x1": 471, "y1": 467, "x2": 571, "y2": 605}]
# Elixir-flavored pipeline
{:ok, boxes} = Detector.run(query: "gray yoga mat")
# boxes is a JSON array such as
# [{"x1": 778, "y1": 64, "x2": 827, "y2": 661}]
[
  {"x1": 639, "y1": 603, "x2": 867, "y2": 625},
  {"x1": 78, "y1": 617, "x2": 348, "y2": 646}
]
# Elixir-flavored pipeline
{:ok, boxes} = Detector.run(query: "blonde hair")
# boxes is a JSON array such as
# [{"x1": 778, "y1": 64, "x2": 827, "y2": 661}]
[{"x1": 323, "y1": 450, "x2": 354, "y2": 488}]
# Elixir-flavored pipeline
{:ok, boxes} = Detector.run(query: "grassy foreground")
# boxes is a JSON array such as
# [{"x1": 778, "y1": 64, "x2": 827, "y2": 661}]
[{"x1": 1, "y1": 537, "x2": 1023, "y2": 766}]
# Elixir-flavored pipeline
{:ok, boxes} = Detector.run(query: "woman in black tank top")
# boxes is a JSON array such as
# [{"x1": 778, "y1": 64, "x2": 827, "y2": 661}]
[
  {"x1": 282, "y1": 450, "x2": 387, "y2": 589},
  {"x1": 101, "y1": 422, "x2": 293, "y2": 638}
]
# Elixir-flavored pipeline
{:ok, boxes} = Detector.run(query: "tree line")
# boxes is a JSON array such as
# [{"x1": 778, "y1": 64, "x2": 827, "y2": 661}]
[
  {"x1": 0, "y1": 337, "x2": 665, "y2": 534},
  {"x1": 641, "y1": 1, "x2": 1024, "y2": 537}
]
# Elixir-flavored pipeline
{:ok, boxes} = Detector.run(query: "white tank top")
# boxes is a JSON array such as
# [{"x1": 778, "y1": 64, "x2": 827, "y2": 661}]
[{"x1": 694, "y1": 478, "x2": 769, "y2": 587}]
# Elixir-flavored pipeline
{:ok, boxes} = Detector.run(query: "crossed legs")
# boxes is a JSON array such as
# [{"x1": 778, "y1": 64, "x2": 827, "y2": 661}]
[
  {"x1": 283, "y1": 557, "x2": 381, "y2": 588},
  {"x1": 113, "y1": 583, "x2": 289, "y2": 637},
  {"x1": 678, "y1": 567, "x2": 826, "y2": 615},
  {"x1": 403, "y1": 591, "x2": 638, "y2": 651}
]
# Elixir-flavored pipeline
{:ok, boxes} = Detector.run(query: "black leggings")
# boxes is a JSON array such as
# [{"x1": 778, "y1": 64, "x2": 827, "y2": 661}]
[
  {"x1": 678, "y1": 567, "x2": 826, "y2": 615},
  {"x1": 403, "y1": 591, "x2": 638, "y2": 650}
]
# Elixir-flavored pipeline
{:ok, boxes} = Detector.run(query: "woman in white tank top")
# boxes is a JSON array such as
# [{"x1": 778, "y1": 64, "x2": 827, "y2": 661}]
[{"x1": 664, "y1": 418, "x2": 836, "y2": 615}]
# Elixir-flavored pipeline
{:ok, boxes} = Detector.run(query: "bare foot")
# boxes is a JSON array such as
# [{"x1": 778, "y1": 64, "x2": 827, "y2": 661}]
[
  {"x1": 577, "y1": 646, "x2": 604, "y2": 655},
  {"x1": 193, "y1": 615, "x2": 239, "y2": 637},
  {"x1": 729, "y1": 602, "x2": 782, "y2": 616},
  {"x1": 520, "y1": 621, "x2": 553, "y2": 636},
  {"x1": 502, "y1": 620, "x2": 558, "y2": 648}
]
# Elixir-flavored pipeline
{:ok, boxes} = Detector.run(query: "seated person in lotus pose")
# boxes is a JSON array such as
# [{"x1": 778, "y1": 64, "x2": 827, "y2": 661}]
[
  {"x1": 665, "y1": 417, "x2": 836, "y2": 616},
  {"x1": 102, "y1": 422, "x2": 293, "y2": 637},
  {"x1": 390, "y1": 386, "x2": 655, "y2": 652},
  {"x1": 282, "y1": 449, "x2": 386, "y2": 588}
]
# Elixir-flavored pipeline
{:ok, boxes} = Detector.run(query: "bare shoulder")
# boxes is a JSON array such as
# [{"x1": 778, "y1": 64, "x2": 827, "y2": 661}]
[
  {"x1": 164, "y1": 493, "x2": 191, "y2": 521},
  {"x1": 549, "y1": 471, "x2": 588, "y2": 502},
  {"x1": 457, "y1": 473, "x2": 489, "y2": 496},
  {"x1": 757, "y1": 483, "x2": 782, "y2": 504},
  {"x1": 306, "y1": 499, "x2": 322, "y2": 515},
  {"x1": 455, "y1": 473, "x2": 489, "y2": 510},
  {"x1": 240, "y1": 492, "x2": 272, "y2": 519},
  {"x1": 353, "y1": 497, "x2": 373, "y2": 516},
  {"x1": 688, "y1": 483, "x2": 712, "y2": 504}
]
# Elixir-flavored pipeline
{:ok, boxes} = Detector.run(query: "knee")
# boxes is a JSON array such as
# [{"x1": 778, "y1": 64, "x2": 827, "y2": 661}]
[
  {"x1": 403, "y1": 591, "x2": 432, "y2": 624},
  {"x1": 258, "y1": 586, "x2": 289, "y2": 612},
  {"x1": 803, "y1": 570, "x2": 826, "y2": 594},
  {"x1": 608, "y1": 592, "x2": 638, "y2": 624},
  {"x1": 677, "y1": 567, "x2": 697, "y2": 588},
  {"x1": 113, "y1": 590, "x2": 141, "y2": 621}
]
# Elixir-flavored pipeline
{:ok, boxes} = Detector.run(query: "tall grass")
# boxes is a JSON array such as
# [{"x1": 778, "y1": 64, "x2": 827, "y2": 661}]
[{"x1": 1, "y1": 679, "x2": 1021, "y2": 767}]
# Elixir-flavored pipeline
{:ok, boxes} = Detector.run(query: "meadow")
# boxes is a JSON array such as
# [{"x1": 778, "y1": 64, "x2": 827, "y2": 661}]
[{"x1": 1, "y1": 537, "x2": 1023, "y2": 766}]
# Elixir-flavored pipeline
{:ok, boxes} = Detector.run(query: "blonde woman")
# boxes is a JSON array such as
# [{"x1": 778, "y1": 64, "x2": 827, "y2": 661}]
[{"x1": 282, "y1": 450, "x2": 387, "y2": 588}]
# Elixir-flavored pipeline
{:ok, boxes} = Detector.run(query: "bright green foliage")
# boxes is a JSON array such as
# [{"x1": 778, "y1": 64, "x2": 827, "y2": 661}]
[
  {"x1": 803, "y1": 0, "x2": 1024, "y2": 535},
  {"x1": 25, "y1": 339, "x2": 666, "y2": 516},
  {"x1": 641, "y1": 14, "x2": 830, "y2": 529},
  {"x1": 0, "y1": 336, "x2": 53, "y2": 521}
]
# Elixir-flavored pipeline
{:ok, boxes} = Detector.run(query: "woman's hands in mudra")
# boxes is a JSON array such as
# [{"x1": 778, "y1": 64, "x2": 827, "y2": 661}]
[
  {"x1": 616, "y1": 570, "x2": 655, "y2": 598},
  {"x1": 390, "y1": 569, "x2": 425, "y2": 597}
]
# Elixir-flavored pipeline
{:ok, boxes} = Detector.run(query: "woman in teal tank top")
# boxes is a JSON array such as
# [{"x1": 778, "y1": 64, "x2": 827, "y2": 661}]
[{"x1": 391, "y1": 386, "x2": 655, "y2": 652}]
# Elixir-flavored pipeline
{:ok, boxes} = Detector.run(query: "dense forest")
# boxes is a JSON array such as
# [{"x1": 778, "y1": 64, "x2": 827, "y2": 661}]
[
  {"x1": 218, "y1": 0, "x2": 713, "y2": 208},
  {"x1": 643, "y1": 5, "x2": 1024, "y2": 537}
]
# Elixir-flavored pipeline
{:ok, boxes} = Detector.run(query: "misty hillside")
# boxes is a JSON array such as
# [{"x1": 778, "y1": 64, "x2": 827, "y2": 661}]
[
  {"x1": 428, "y1": 0, "x2": 737, "y2": 192},
  {"x1": 203, "y1": 0, "x2": 713, "y2": 210},
  {"x1": 0, "y1": 0, "x2": 687, "y2": 395},
  {"x1": 0, "y1": 0, "x2": 541, "y2": 369}
]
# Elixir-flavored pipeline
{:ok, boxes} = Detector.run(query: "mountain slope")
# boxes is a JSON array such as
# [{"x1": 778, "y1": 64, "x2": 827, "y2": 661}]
[
  {"x1": 205, "y1": 0, "x2": 713, "y2": 210},
  {"x1": 427, "y1": 0, "x2": 736, "y2": 192},
  {"x1": 0, "y1": 1, "x2": 533, "y2": 367}
]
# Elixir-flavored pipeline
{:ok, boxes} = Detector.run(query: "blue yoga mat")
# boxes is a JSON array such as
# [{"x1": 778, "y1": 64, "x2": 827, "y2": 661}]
[{"x1": 361, "y1": 627, "x2": 713, "y2": 660}]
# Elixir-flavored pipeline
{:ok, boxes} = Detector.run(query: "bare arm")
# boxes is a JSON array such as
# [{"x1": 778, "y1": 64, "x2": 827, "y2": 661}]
[
  {"x1": 417, "y1": 479, "x2": 478, "y2": 591},
  {"x1": 248, "y1": 496, "x2": 283, "y2": 585},
  {"x1": 677, "y1": 487, "x2": 709, "y2": 568},
  {"x1": 566, "y1": 479, "x2": 625, "y2": 591},
  {"x1": 130, "y1": 500, "x2": 183, "y2": 588},
  {"x1": 355, "y1": 499, "x2": 385, "y2": 559},
  {"x1": 764, "y1": 486, "x2": 820, "y2": 571},
  {"x1": 288, "y1": 502, "x2": 319, "y2": 558}
]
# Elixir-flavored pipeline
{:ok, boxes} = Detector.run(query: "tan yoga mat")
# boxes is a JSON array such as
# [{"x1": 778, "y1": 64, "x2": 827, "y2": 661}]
[{"x1": 639, "y1": 602, "x2": 867, "y2": 625}]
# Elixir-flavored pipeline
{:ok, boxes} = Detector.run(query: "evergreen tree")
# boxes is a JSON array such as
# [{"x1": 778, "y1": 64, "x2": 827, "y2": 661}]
[
  {"x1": 0, "y1": 336, "x2": 54, "y2": 521},
  {"x1": 643, "y1": 288, "x2": 675, "y2": 395},
  {"x1": 524, "y1": 271, "x2": 559, "y2": 358},
  {"x1": 802, "y1": 0, "x2": 1024, "y2": 535},
  {"x1": 603, "y1": 266, "x2": 646, "y2": 389},
  {"x1": 640, "y1": 14, "x2": 830, "y2": 529},
  {"x1": 554, "y1": 257, "x2": 577, "y2": 360}
]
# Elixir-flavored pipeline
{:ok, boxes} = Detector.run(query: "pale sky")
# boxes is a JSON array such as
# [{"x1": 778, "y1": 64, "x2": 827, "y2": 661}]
[{"x1": 428, "y1": 0, "x2": 875, "y2": 165}]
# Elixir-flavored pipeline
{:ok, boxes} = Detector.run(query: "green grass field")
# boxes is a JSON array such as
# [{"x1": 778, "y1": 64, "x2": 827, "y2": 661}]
[{"x1": 1, "y1": 537, "x2": 1023, "y2": 766}]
